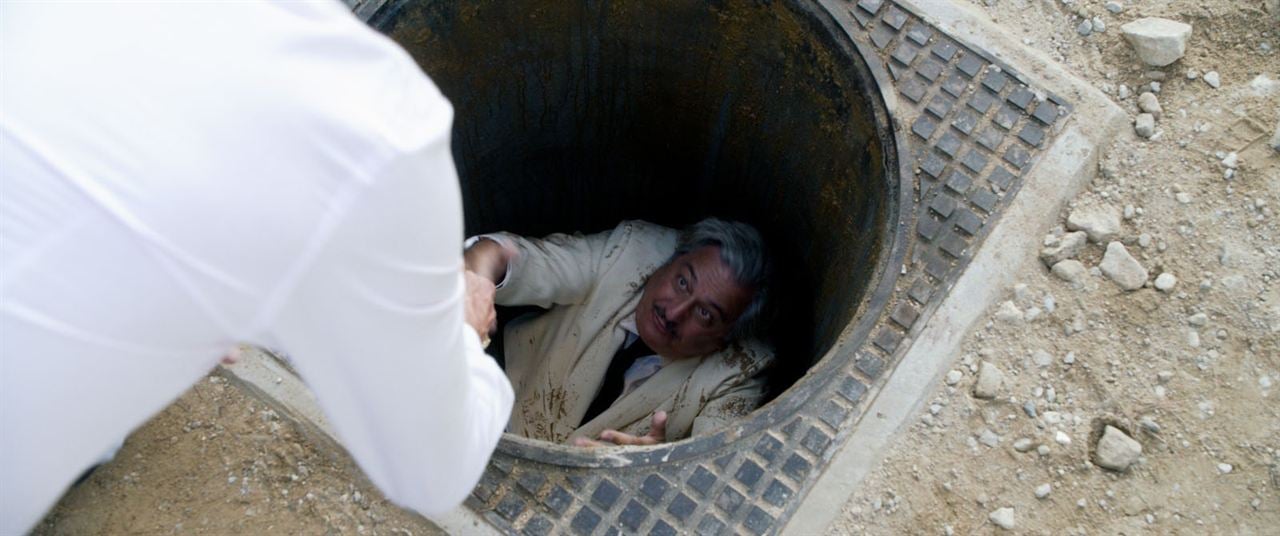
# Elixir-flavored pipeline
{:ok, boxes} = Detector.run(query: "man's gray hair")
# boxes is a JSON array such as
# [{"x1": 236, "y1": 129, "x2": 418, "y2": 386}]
[{"x1": 671, "y1": 218, "x2": 771, "y2": 341}]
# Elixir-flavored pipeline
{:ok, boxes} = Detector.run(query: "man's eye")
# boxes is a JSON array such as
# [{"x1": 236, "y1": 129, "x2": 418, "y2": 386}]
[
  {"x1": 698, "y1": 307, "x2": 711, "y2": 320},
  {"x1": 676, "y1": 276, "x2": 687, "y2": 289}
]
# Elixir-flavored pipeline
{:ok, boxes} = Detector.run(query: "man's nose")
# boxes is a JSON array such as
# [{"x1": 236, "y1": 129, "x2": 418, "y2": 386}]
[{"x1": 666, "y1": 297, "x2": 694, "y2": 321}]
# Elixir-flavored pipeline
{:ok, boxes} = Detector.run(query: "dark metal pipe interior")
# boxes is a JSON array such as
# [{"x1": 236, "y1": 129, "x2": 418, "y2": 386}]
[{"x1": 375, "y1": 0, "x2": 892, "y2": 405}]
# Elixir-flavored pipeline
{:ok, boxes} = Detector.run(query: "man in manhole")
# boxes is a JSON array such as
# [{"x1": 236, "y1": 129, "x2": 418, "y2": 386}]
[{"x1": 465, "y1": 219, "x2": 774, "y2": 446}]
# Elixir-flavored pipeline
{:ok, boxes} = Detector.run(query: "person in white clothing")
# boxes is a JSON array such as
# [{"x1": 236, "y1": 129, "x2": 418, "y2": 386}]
[{"x1": 0, "y1": 2, "x2": 514, "y2": 533}]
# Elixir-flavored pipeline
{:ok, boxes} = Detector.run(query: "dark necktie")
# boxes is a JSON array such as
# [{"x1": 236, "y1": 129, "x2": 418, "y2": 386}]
[{"x1": 580, "y1": 337, "x2": 654, "y2": 427}]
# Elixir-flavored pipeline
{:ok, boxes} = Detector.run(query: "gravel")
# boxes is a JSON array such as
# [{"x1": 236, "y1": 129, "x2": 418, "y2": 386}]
[
  {"x1": 1051, "y1": 260, "x2": 1088, "y2": 285},
  {"x1": 1094, "y1": 426, "x2": 1142, "y2": 471},
  {"x1": 988, "y1": 507, "x2": 1016, "y2": 530},
  {"x1": 1035, "y1": 483, "x2": 1053, "y2": 499},
  {"x1": 1100, "y1": 242, "x2": 1149, "y2": 290},
  {"x1": 1154, "y1": 272, "x2": 1178, "y2": 291},
  {"x1": 1040, "y1": 231, "x2": 1089, "y2": 266},
  {"x1": 945, "y1": 369, "x2": 964, "y2": 385},
  {"x1": 1121, "y1": 18, "x2": 1193, "y2": 67},
  {"x1": 974, "y1": 362, "x2": 1004, "y2": 399},
  {"x1": 1013, "y1": 438, "x2": 1034, "y2": 452},
  {"x1": 1204, "y1": 71, "x2": 1222, "y2": 88},
  {"x1": 995, "y1": 300, "x2": 1025, "y2": 324},
  {"x1": 1055, "y1": 431, "x2": 1072, "y2": 446},
  {"x1": 1135, "y1": 113, "x2": 1157, "y2": 138},
  {"x1": 1066, "y1": 206, "x2": 1122, "y2": 243},
  {"x1": 1137, "y1": 92, "x2": 1163, "y2": 118}
]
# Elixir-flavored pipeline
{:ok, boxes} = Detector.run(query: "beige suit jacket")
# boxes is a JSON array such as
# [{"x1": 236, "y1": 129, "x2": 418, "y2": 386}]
[{"x1": 493, "y1": 221, "x2": 774, "y2": 444}]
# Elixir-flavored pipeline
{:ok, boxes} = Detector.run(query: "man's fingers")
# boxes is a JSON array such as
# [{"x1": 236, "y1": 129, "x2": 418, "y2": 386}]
[
  {"x1": 649, "y1": 411, "x2": 668, "y2": 442},
  {"x1": 571, "y1": 437, "x2": 606, "y2": 448}
]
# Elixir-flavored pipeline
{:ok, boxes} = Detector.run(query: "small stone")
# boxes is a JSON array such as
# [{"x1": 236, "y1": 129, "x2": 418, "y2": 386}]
[
  {"x1": 1154, "y1": 273, "x2": 1178, "y2": 291},
  {"x1": 980, "y1": 429, "x2": 1001, "y2": 447},
  {"x1": 1138, "y1": 92, "x2": 1163, "y2": 118},
  {"x1": 1157, "y1": 370, "x2": 1174, "y2": 383},
  {"x1": 995, "y1": 301, "x2": 1025, "y2": 324},
  {"x1": 1187, "y1": 330, "x2": 1201, "y2": 348},
  {"x1": 1092, "y1": 17, "x2": 1106, "y2": 33},
  {"x1": 1067, "y1": 206, "x2": 1123, "y2": 243},
  {"x1": 1221, "y1": 152, "x2": 1239, "y2": 169},
  {"x1": 989, "y1": 507, "x2": 1016, "y2": 530},
  {"x1": 1025, "y1": 307, "x2": 1044, "y2": 322},
  {"x1": 1188, "y1": 313, "x2": 1208, "y2": 326},
  {"x1": 1055, "y1": 431, "x2": 1072, "y2": 446},
  {"x1": 1077, "y1": 20, "x2": 1094, "y2": 36},
  {"x1": 1123, "y1": 204, "x2": 1136, "y2": 219},
  {"x1": 1139, "y1": 416, "x2": 1161, "y2": 433},
  {"x1": 1032, "y1": 350, "x2": 1054, "y2": 367},
  {"x1": 1094, "y1": 426, "x2": 1142, "y2": 471},
  {"x1": 1100, "y1": 242, "x2": 1148, "y2": 290},
  {"x1": 1203, "y1": 71, "x2": 1221, "y2": 88},
  {"x1": 1138, "y1": 233, "x2": 1152, "y2": 248},
  {"x1": 1035, "y1": 483, "x2": 1052, "y2": 499},
  {"x1": 1176, "y1": 192, "x2": 1192, "y2": 204},
  {"x1": 1121, "y1": 18, "x2": 1193, "y2": 67},
  {"x1": 1013, "y1": 438, "x2": 1034, "y2": 452},
  {"x1": 1037, "y1": 445, "x2": 1051, "y2": 456},
  {"x1": 1063, "y1": 352, "x2": 1076, "y2": 365},
  {"x1": 974, "y1": 362, "x2": 1004, "y2": 399},
  {"x1": 1135, "y1": 113, "x2": 1156, "y2": 138},
  {"x1": 1105, "y1": 1, "x2": 1124, "y2": 13},
  {"x1": 1023, "y1": 401, "x2": 1038, "y2": 418},
  {"x1": 1118, "y1": 84, "x2": 1132, "y2": 100},
  {"x1": 1218, "y1": 463, "x2": 1233, "y2": 474},
  {"x1": 1041, "y1": 231, "x2": 1089, "y2": 265},
  {"x1": 945, "y1": 369, "x2": 964, "y2": 385},
  {"x1": 1187, "y1": 69, "x2": 1200, "y2": 80}
]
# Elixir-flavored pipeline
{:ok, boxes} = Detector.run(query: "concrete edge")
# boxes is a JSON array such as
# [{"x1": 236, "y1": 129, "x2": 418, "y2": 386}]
[
  {"x1": 779, "y1": 5, "x2": 1128, "y2": 536},
  {"x1": 219, "y1": 348, "x2": 500, "y2": 536}
]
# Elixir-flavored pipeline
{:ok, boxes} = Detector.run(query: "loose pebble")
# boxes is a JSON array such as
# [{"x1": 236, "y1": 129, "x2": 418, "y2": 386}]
[
  {"x1": 974, "y1": 362, "x2": 1005, "y2": 399},
  {"x1": 1204, "y1": 71, "x2": 1221, "y2": 88},
  {"x1": 1100, "y1": 242, "x2": 1149, "y2": 290},
  {"x1": 989, "y1": 507, "x2": 1016, "y2": 530},
  {"x1": 1094, "y1": 426, "x2": 1142, "y2": 471},
  {"x1": 945, "y1": 369, "x2": 964, "y2": 385},
  {"x1": 1035, "y1": 483, "x2": 1052, "y2": 499},
  {"x1": 1154, "y1": 273, "x2": 1178, "y2": 291},
  {"x1": 1121, "y1": 18, "x2": 1193, "y2": 67}
]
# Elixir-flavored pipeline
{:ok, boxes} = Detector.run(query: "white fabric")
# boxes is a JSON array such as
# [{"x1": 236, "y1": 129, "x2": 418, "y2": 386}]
[{"x1": 0, "y1": 2, "x2": 513, "y2": 533}]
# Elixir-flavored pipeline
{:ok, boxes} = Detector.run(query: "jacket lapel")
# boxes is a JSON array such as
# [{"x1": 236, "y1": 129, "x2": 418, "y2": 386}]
[{"x1": 572, "y1": 356, "x2": 701, "y2": 440}]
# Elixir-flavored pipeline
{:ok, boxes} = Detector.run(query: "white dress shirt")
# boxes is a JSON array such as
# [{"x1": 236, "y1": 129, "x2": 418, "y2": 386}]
[{"x1": 0, "y1": 2, "x2": 513, "y2": 533}]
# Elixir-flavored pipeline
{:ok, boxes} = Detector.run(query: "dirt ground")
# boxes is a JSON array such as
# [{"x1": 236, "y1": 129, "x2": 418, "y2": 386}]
[
  {"x1": 35, "y1": 1, "x2": 1278, "y2": 535},
  {"x1": 34, "y1": 373, "x2": 444, "y2": 536},
  {"x1": 828, "y1": 0, "x2": 1279, "y2": 534}
]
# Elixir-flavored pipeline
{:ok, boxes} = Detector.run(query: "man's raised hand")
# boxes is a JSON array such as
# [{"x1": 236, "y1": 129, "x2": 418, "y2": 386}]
[
  {"x1": 463, "y1": 269, "x2": 497, "y2": 342},
  {"x1": 571, "y1": 411, "x2": 667, "y2": 447}
]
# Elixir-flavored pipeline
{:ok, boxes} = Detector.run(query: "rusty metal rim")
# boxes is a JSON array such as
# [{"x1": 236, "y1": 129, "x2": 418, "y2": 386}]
[{"x1": 488, "y1": 0, "x2": 916, "y2": 468}]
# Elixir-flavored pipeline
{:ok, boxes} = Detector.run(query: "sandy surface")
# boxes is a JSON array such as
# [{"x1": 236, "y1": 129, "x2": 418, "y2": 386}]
[
  {"x1": 34, "y1": 373, "x2": 444, "y2": 536},
  {"x1": 827, "y1": 0, "x2": 1279, "y2": 534},
  {"x1": 34, "y1": 0, "x2": 1279, "y2": 534}
]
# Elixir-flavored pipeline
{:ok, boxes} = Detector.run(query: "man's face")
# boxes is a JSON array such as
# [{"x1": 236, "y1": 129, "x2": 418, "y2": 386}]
[{"x1": 636, "y1": 246, "x2": 755, "y2": 359}]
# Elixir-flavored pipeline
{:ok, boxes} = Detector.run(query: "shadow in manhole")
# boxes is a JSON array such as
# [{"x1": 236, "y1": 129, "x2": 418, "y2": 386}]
[{"x1": 372, "y1": 0, "x2": 902, "y2": 452}]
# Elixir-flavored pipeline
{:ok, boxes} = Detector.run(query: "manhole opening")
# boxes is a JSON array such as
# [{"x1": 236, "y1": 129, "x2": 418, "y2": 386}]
[{"x1": 374, "y1": 0, "x2": 904, "y2": 456}]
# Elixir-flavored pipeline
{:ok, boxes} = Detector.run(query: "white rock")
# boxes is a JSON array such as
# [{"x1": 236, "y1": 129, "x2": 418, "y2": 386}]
[
  {"x1": 1204, "y1": 71, "x2": 1221, "y2": 88},
  {"x1": 1121, "y1": 18, "x2": 1193, "y2": 67},
  {"x1": 1025, "y1": 307, "x2": 1043, "y2": 322},
  {"x1": 1051, "y1": 260, "x2": 1087, "y2": 285},
  {"x1": 945, "y1": 369, "x2": 964, "y2": 385},
  {"x1": 1095, "y1": 426, "x2": 1142, "y2": 471},
  {"x1": 1063, "y1": 352, "x2": 1076, "y2": 365},
  {"x1": 1092, "y1": 17, "x2": 1106, "y2": 33},
  {"x1": 1154, "y1": 273, "x2": 1178, "y2": 291},
  {"x1": 1055, "y1": 430, "x2": 1072, "y2": 445},
  {"x1": 1218, "y1": 463, "x2": 1233, "y2": 474},
  {"x1": 1067, "y1": 206, "x2": 1122, "y2": 243},
  {"x1": 1040, "y1": 231, "x2": 1088, "y2": 265},
  {"x1": 1032, "y1": 350, "x2": 1054, "y2": 367},
  {"x1": 995, "y1": 300, "x2": 1025, "y2": 324},
  {"x1": 1138, "y1": 92, "x2": 1163, "y2": 118},
  {"x1": 980, "y1": 429, "x2": 1001, "y2": 447},
  {"x1": 1221, "y1": 152, "x2": 1239, "y2": 169},
  {"x1": 1188, "y1": 313, "x2": 1208, "y2": 326},
  {"x1": 1038, "y1": 445, "x2": 1051, "y2": 456},
  {"x1": 1077, "y1": 20, "x2": 1094, "y2": 36},
  {"x1": 1035, "y1": 483, "x2": 1053, "y2": 499},
  {"x1": 1135, "y1": 113, "x2": 1157, "y2": 139},
  {"x1": 974, "y1": 362, "x2": 1004, "y2": 399},
  {"x1": 1176, "y1": 192, "x2": 1192, "y2": 204},
  {"x1": 1100, "y1": 242, "x2": 1148, "y2": 290},
  {"x1": 989, "y1": 507, "x2": 1016, "y2": 530},
  {"x1": 1105, "y1": 1, "x2": 1124, "y2": 13},
  {"x1": 1118, "y1": 84, "x2": 1131, "y2": 100},
  {"x1": 1013, "y1": 438, "x2": 1034, "y2": 452}
]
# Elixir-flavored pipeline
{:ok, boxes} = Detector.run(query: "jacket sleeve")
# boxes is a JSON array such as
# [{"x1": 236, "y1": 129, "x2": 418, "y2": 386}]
[
  {"x1": 689, "y1": 374, "x2": 769, "y2": 437},
  {"x1": 491, "y1": 225, "x2": 628, "y2": 309}
]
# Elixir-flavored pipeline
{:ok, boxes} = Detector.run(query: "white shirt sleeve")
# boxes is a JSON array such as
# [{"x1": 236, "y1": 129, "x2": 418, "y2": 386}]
[{"x1": 268, "y1": 138, "x2": 513, "y2": 516}]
